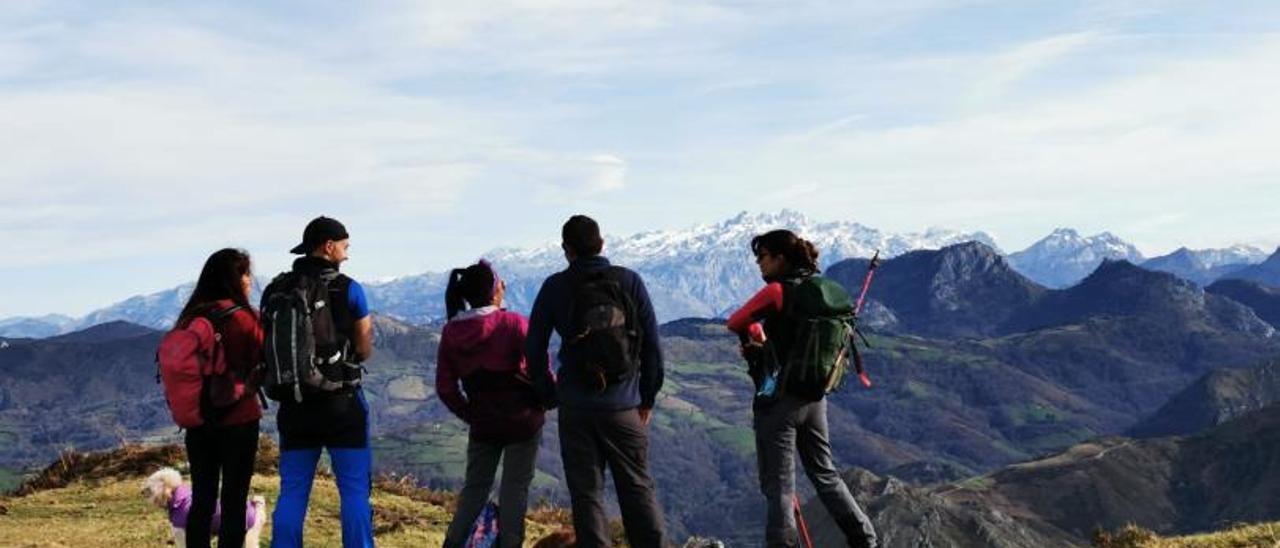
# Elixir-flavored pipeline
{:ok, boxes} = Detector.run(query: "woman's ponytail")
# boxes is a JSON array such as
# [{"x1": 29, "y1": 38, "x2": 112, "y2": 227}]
[
  {"x1": 444, "y1": 261, "x2": 502, "y2": 320},
  {"x1": 445, "y1": 268, "x2": 468, "y2": 320},
  {"x1": 797, "y1": 238, "x2": 820, "y2": 271}
]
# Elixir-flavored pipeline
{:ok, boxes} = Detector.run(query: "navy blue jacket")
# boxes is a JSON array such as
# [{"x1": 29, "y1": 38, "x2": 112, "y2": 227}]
[{"x1": 525, "y1": 255, "x2": 664, "y2": 411}]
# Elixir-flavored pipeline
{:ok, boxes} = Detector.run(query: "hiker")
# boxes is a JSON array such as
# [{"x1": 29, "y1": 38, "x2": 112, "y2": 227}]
[
  {"x1": 437, "y1": 260, "x2": 554, "y2": 548},
  {"x1": 726, "y1": 230, "x2": 878, "y2": 548},
  {"x1": 265, "y1": 216, "x2": 375, "y2": 548},
  {"x1": 525, "y1": 215, "x2": 667, "y2": 548},
  {"x1": 172, "y1": 248, "x2": 264, "y2": 548}
]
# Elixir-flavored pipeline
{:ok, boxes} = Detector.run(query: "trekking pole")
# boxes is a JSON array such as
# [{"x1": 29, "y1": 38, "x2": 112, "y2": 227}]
[
  {"x1": 793, "y1": 494, "x2": 814, "y2": 548},
  {"x1": 853, "y1": 250, "x2": 881, "y2": 317},
  {"x1": 850, "y1": 250, "x2": 881, "y2": 388}
]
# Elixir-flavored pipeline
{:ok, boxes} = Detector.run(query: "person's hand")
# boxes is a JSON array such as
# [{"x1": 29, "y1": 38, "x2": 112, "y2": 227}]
[
  {"x1": 741, "y1": 341, "x2": 763, "y2": 360},
  {"x1": 638, "y1": 406, "x2": 653, "y2": 427}
]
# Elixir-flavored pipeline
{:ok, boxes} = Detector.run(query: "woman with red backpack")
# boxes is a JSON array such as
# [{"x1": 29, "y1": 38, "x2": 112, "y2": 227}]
[
  {"x1": 726, "y1": 230, "x2": 878, "y2": 548},
  {"x1": 437, "y1": 260, "x2": 552, "y2": 548},
  {"x1": 169, "y1": 248, "x2": 264, "y2": 548}
]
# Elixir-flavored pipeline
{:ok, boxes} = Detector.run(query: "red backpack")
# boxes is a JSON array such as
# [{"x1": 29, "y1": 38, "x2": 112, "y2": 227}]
[{"x1": 156, "y1": 305, "x2": 251, "y2": 429}]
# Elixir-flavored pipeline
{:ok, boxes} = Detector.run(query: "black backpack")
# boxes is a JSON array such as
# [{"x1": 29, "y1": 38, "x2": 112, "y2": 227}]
[
  {"x1": 260, "y1": 271, "x2": 361, "y2": 403},
  {"x1": 564, "y1": 267, "x2": 642, "y2": 392}
]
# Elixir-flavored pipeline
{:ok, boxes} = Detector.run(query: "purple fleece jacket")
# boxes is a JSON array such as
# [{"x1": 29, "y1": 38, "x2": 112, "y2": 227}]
[
  {"x1": 436, "y1": 307, "x2": 553, "y2": 444},
  {"x1": 168, "y1": 484, "x2": 258, "y2": 530}
]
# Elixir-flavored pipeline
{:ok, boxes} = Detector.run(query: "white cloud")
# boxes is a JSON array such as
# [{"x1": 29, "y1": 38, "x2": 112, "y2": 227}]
[
  {"x1": 527, "y1": 153, "x2": 630, "y2": 204},
  {"x1": 962, "y1": 31, "x2": 1102, "y2": 109},
  {"x1": 586, "y1": 154, "x2": 627, "y2": 192}
]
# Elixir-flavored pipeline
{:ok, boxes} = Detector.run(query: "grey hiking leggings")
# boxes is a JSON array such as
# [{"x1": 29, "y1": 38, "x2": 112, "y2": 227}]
[
  {"x1": 443, "y1": 430, "x2": 542, "y2": 548},
  {"x1": 754, "y1": 395, "x2": 877, "y2": 548}
]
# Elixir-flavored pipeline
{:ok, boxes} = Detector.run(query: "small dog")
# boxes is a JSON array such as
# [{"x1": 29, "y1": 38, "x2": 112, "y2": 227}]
[{"x1": 143, "y1": 467, "x2": 266, "y2": 548}]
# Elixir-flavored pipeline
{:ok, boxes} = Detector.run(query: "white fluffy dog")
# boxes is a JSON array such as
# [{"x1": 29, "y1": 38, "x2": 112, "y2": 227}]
[{"x1": 143, "y1": 467, "x2": 266, "y2": 548}]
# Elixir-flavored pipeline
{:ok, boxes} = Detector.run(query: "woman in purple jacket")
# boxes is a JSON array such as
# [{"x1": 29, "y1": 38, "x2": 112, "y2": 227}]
[{"x1": 437, "y1": 260, "x2": 552, "y2": 548}]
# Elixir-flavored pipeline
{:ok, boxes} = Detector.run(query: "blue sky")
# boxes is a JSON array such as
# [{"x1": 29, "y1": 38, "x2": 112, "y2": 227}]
[{"x1": 3, "y1": 1, "x2": 1279, "y2": 317}]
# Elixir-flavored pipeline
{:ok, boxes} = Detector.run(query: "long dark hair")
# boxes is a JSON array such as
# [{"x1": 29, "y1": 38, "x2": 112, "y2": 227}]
[
  {"x1": 750, "y1": 229, "x2": 819, "y2": 272},
  {"x1": 445, "y1": 260, "x2": 499, "y2": 320},
  {"x1": 176, "y1": 248, "x2": 252, "y2": 328}
]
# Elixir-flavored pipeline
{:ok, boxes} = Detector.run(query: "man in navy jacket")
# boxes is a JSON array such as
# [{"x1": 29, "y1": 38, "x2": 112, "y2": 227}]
[{"x1": 525, "y1": 215, "x2": 666, "y2": 548}]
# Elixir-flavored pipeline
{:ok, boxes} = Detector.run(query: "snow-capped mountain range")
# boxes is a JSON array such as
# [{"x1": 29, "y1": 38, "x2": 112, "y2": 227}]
[
  {"x1": 1, "y1": 211, "x2": 1273, "y2": 337},
  {"x1": 1007, "y1": 228, "x2": 1147, "y2": 289},
  {"x1": 1141, "y1": 246, "x2": 1271, "y2": 286},
  {"x1": 366, "y1": 210, "x2": 1001, "y2": 324}
]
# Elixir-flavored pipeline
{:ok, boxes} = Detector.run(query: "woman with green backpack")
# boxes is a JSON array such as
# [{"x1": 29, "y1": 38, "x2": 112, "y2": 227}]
[{"x1": 726, "y1": 230, "x2": 878, "y2": 548}]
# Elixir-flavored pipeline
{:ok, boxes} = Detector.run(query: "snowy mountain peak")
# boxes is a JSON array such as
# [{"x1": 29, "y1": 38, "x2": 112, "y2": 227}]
[
  {"x1": 486, "y1": 210, "x2": 995, "y2": 273},
  {"x1": 1141, "y1": 245, "x2": 1274, "y2": 286},
  {"x1": 1008, "y1": 228, "x2": 1145, "y2": 289},
  {"x1": 1193, "y1": 245, "x2": 1270, "y2": 269}
]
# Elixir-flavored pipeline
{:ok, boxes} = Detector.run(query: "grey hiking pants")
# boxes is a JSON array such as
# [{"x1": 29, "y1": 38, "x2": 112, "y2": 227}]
[
  {"x1": 559, "y1": 406, "x2": 667, "y2": 548},
  {"x1": 443, "y1": 430, "x2": 542, "y2": 548},
  {"x1": 755, "y1": 395, "x2": 877, "y2": 548}
]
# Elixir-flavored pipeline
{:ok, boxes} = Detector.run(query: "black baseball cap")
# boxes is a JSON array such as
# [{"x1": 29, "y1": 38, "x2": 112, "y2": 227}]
[{"x1": 290, "y1": 216, "x2": 350, "y2": 254}]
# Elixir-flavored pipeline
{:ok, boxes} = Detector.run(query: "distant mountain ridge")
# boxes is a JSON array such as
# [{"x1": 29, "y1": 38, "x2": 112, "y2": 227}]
[
  {"x1": 1140, "y1": 245, "x2": 1267, "y2": 286},
  {"x1": 2, "y1": 213, "x2": 1273, "y2": 336},
  {"x1": 1221, "y1": 247, "x2": 1280, "y2": 287},
  {"x1": 826, "y1": 245, "x2": 1274, "y2": 342},
  {"x1": 1009, "y1": 259, "x2": 1271, "y2": 335},
  {"x1": 826, "y1": 241, "x2": 1046, "y2": 338},
  {"x1": 0, "y1": 211, "x2": 997, "y2": 334},
  {"x1": 0, "y1": 315, "x2": 76, "y2": 339},
  {"x1": 1131, "y1": 357, "x2": 1280, "y2": 438},
  {"x1": 1206, "y1": 278, "x2": 1280, "y2": 329}
]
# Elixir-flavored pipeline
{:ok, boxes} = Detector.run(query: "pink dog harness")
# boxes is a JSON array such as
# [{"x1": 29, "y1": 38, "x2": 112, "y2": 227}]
[{"x1": 168, "y1": 485, "x2": 259, "y2": 531}]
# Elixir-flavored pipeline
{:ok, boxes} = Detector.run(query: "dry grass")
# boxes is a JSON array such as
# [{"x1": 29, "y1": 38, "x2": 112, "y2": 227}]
[
  {"x1": 1095, "y1": 523, "x2": 1280, "y2": 548},
  {"x1": 14, "y1": 444, "x2": 185, "y2": 496}
]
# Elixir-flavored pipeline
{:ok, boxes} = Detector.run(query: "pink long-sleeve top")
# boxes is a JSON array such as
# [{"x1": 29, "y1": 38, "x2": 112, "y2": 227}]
[
  {"x1": 726, "y1": 283, "x2": 785, "y2": 341},
  {"x1": 435, "y1": 306, "x2": 552, "y2": 444}
]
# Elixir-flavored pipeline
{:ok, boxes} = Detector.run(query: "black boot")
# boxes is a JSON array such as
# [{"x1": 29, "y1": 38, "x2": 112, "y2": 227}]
[{"x1": 835, "y1": 513, "x2": 877, "y2": 548}]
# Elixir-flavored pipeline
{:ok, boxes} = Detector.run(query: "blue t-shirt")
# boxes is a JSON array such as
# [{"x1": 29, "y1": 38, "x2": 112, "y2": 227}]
[{"x1": 347, "y1": 279, "x2": 369, "y2": 320}]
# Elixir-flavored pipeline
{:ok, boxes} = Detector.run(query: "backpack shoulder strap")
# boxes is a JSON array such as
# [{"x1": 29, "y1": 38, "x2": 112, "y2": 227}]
[
  {"x1": 780, "y1": 276, "x2": 805, "y2": 320},
  {"x1": 616, "y1": 265, "x2": 640, "y2": 315},
  {"x1": 209, "y1": 304, "x2": 244, "y2": 320},
  {"x1": 603, "y1": 266, "x2": 631, "y2": 295},
  {"x1": 204, "y1": 304, "x2": 244, "y2": 332}
]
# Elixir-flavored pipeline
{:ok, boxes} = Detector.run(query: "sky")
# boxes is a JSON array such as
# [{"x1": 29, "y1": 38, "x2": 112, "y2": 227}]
[{"x1": 2, "y1": 1, "x2": 1279, "y2": 317}]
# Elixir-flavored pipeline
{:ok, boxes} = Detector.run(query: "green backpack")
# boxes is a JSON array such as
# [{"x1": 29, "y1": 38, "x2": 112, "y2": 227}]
[{"x1": 777, "y1": 275, "x2": 856, "y2": 401}]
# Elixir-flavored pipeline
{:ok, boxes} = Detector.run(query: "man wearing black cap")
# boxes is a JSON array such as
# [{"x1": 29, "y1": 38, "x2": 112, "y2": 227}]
[{"x1": 268, "y1": 215, "x2": 376, "y2": 548}]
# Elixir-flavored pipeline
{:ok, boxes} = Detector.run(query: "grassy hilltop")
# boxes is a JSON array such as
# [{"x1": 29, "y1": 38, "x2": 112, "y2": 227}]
[{"x1": 0, "y1": 442, "x2": 573, "y2": 547}]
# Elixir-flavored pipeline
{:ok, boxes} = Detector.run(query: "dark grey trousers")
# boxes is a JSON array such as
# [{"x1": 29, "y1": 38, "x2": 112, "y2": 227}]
[
  {"x1": 754, "y1": 395, "x2": 877, "y2": 548},
  {"x1": 443, "y1": 431, "x2": 542, "y2": 548},
  {"x1": 559, "y1": 406, "x2": 666, "y2": 548}
]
